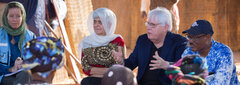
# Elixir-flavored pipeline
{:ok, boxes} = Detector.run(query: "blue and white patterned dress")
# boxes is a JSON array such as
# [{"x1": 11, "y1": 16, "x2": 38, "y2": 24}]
[{"x1": 181, "y1": 39, "x2": 239, "y2": 85}]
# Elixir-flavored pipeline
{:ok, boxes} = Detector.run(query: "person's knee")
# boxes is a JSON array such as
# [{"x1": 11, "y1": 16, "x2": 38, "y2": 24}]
[
  {"x1": 1, "y1": 76, "x2": 15, "y2": 85},
  {"x1": 81, "y1": 77, "x2": 102, "y2": 85},
  {"x1": 81, "y1": 77, "x2": 89, "y2": 85},
  {"x1": 14, "y1": 71, "x2": 31, "y2": 84},
  {"x1": 17, "y1": 71, "x2": 31, "y2": 78}
]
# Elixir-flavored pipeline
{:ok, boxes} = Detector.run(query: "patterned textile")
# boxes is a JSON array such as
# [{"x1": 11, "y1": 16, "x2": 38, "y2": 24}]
[
  {"x1": 165, "y1": 55, "x2": 207, "y2": 85},
  {"x1": 82, "y1": 43, "x2": 120, "y2": 72},
  {"x1": 182, "y1": 39, "x2": 240, "y2": 85},
  {"x1": 22, "y1": 37, "x2": 64, "y2": 78}
]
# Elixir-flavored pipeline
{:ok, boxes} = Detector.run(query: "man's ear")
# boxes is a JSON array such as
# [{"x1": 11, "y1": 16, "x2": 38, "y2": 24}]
[{"x1": 164, "y1": 24, "x2": 169, "y2": 31}]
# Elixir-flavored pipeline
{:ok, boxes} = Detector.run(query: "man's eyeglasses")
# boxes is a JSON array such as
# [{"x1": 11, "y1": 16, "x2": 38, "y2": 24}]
[
  {"x1": 145, "y1": 22, "x2": 162, "y2": 28},
  {"x1": 186, "y1": 34, "x2": 207, "y2": 40}
]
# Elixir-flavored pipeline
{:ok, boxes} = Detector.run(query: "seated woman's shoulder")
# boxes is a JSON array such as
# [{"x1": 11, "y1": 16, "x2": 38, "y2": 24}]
[
  {"x1": 114, "y1": 36, "x2": 124, "y2": 41},
  {"x1": 111, "y1": 36, "x2": 125, "y2": 46}
]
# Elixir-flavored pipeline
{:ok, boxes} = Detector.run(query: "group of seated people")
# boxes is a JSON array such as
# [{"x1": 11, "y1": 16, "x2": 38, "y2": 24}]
[
  {"x1": 79, "y1": 4, "x2": 239, "y2": 85},
  {"x1": 0, "y1": 1, "x2": 239, "y2": 85}
]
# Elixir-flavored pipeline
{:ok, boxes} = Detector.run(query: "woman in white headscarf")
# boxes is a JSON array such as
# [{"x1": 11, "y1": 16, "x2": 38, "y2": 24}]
[{"x1": 79, "y1": 8, "x2": 126, "y2": 85}]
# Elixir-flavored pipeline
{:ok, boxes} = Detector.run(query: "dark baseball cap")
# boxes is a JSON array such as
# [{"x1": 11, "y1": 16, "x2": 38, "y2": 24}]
[{"x1": 182, "y1": 20, "x2": 214, "y2": 36}]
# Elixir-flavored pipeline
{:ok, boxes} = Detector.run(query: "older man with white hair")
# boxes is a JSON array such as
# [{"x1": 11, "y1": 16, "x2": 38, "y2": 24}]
[{"x1": 115, "y1": 7, "x2": 187, "y2": 85}]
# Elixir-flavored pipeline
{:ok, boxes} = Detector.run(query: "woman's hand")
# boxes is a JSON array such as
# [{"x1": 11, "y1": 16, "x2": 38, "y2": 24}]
[
  {"x1": 10, "y1": 57, "x2": 23, "y2": 72},
  {"x1": 112, "y1": 46, "x2": 123, "y2": 64}
]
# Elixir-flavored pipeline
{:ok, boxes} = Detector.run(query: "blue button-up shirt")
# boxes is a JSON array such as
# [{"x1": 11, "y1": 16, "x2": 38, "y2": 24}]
[{"x1": 181, "y1": 39, "x2": 239, "y2": 85}]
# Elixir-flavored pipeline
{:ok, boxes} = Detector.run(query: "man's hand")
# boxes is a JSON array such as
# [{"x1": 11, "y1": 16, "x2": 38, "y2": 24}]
[
  {"x1": 149, "y1": 51, "x2": 169, "y2": 70},
  {"x1": 112, "y1": 46, "x2": 123, "y2": 64}
]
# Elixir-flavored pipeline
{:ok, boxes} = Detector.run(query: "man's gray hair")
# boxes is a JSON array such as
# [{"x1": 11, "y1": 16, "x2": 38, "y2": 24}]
[{"x1": 148, "y1": 7, "x2": 172, "y2": 31}]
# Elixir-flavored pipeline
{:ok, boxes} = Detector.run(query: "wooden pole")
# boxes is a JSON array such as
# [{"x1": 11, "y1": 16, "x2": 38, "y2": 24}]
[{"x1": 51, "y1": 0, "x2": 81, "y2": 83}]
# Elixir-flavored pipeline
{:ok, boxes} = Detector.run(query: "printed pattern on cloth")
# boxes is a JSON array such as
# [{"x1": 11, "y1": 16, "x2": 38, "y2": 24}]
[
  {"x1": 181, "y1": 39, "x2": 240, "y2": 85},
  {"x1": 22, "y1": 37, "x2": 64, "y2": 78}
]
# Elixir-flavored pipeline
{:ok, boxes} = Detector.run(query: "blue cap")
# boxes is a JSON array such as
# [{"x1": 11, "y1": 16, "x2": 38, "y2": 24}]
[{"x1": 182, "y1": 20, "x2": 214, "y2": 36}]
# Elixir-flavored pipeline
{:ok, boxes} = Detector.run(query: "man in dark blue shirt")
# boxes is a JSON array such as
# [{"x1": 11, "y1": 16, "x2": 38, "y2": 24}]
[{"x1": 114, "y1": 7, "x2": 188, "y2": 85}]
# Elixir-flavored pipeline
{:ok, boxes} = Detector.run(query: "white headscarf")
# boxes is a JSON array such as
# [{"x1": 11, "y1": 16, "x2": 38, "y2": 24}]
[{"x1": 80, "y1": 8, "x2": 120, "y2": 49}]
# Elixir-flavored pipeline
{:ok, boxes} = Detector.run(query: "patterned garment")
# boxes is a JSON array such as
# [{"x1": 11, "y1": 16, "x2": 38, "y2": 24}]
[
  {"x1": 22, "y1": 37, "x2": 64, "y2": 78},
  {"x1": 82, "y1": 43, "x2": 121, "y2": 73},
  {"x1": 182, "y1": 39, "x2": 240, "y2": 85},
  {"x1": 165, "y1": 55, "x2": 207, "y2": 85}
]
